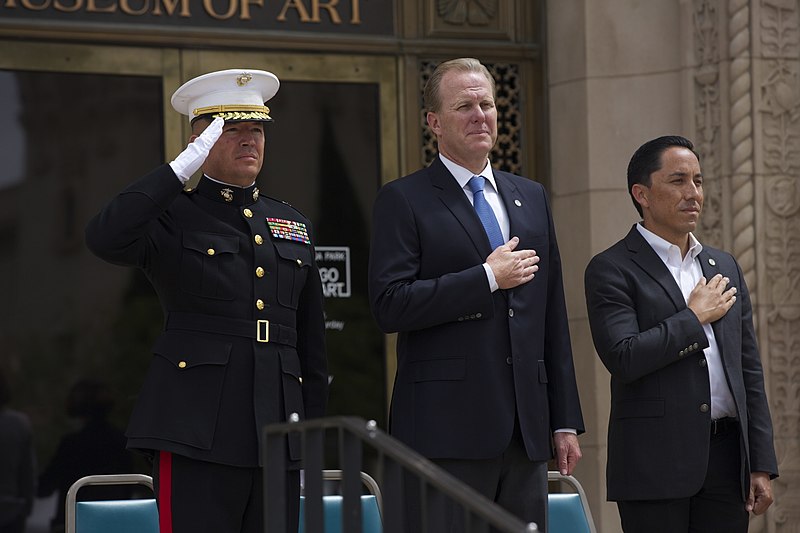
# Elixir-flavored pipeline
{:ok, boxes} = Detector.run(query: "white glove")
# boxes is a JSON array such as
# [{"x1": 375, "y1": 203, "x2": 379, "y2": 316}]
[{"x1": 169, "y1": 117, "x2": 224, "y2": 183}]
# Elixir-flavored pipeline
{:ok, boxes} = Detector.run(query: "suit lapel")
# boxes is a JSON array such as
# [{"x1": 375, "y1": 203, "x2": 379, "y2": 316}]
[
  {"x1": 429, "y1": 157, "x2": 493, "y2": 256},
  {"x1": 625, "y1": 226, "x2": 687, "y2": 312},
  {"x1": 494, "y1": 172, "x2": 522, "y2": 236}
]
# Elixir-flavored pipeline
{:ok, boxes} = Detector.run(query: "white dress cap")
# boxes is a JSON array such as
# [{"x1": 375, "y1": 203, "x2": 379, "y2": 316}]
[{"x1": 171, "y1": 68, "x2": 280, "y2": 123}]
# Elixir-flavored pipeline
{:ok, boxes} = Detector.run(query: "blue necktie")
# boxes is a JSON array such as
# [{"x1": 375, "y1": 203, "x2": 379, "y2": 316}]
[{"x1": 468, "y1": 175, "x2": 504, "y2": 250}]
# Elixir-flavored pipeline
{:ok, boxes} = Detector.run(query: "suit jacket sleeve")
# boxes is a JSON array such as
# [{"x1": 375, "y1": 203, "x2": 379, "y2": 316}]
[
  {"x1": 735, "y1": 260, "x2": 779, "y2": 476},
  {"x1": 538, "y1": 190, "x2": 584, "y2": 432},
  {"x1": 584, "y1": 251, "x2": 709, "y2": 384},
  {"x1": 368, "y1": 180, "x2": 495, "y2": 333}
]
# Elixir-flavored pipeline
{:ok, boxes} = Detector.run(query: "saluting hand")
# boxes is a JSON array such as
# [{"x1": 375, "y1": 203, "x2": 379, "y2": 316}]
[
  {"x1": 687, "y1": 273, "x2": 737, "y2": 325},
  {"x1": 169, "y1": 116, "x2": 225, "y2": 182},
  {"x1": 486, "y1": 236, "x2": 539, "y2": 289}
]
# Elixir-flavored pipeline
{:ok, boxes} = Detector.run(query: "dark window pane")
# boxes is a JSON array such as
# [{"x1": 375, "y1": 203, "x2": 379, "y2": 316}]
[
  {"x1": 263, "y1": 81, "x2": 386, "y2": 428},
  {"x1": 0, "y1": 71, "x2": 165, "y2": 514}
]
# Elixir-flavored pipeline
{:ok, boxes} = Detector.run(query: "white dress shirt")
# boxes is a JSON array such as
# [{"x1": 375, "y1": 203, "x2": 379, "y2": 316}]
[{"x1": 637, "y1": 223, "x2": 737, "y2": 419}]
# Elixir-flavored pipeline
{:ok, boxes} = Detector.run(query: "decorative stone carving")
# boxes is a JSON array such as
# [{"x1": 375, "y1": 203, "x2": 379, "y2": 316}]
[
  {"x1": 759, "y1": 0, "x2": 800, "y2": 530},
  {"x1": 694, "y1": 0, "x2": 724, "y2": 249},
  {"x1": 730, "y1": 0, "x2": 757, "y2": 292},
  {"x1": 760, "y1": 65, "x2": 800, "y2": 175},
  {"x1": 426, "y1": 0, "x2": 510, "y2": 40},
  {"x1": 765, "y1": 177, "x2": 800, "y2": 316},
  {"x1": 437, "y1": 0, "x2": 498, "y2": 26},
  {"x1": 765, "y1": 314, "x2": 800, "y2": 531}
]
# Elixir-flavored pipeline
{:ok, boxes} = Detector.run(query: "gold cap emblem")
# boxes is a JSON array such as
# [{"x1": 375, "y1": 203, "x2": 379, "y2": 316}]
[{"x1": 237, "y1": 73, "x2": 253, "y2": 86}]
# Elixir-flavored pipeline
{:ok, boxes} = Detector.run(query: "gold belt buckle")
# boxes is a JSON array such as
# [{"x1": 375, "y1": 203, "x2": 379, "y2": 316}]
[{"x1": 257, "y1": 320, "x2": 270, "y2": 343}]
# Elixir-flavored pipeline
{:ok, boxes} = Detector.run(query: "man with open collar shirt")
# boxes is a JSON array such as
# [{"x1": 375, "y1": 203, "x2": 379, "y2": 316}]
[
  {"x1": 85, "y1": 68, "x2": 328, "y2": 533},
  {"x1": 584, "y1": 135, "x2": 778, "y2": 532}
]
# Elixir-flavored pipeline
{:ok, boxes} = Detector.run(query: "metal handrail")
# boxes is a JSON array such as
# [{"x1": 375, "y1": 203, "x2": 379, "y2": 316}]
[{"x1": 263, "y1": 416, "x2": 537, "y2": 533}]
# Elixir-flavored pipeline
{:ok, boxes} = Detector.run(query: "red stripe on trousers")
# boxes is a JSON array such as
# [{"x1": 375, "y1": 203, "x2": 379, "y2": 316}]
[{"x1": 159, "y1": 451, "x2": 173, "y2": 533}]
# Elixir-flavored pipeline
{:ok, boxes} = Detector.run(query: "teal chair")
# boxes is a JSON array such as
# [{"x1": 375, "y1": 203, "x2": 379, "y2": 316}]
[
  {"x1": 65, "y1": 474, "x2": 158, "y2": 533},
  {"x1": 298, "y1": 470, "x2": 382, "y2": 533},
  {"x1": 547, "y1": 472, "x2": 597, "y2": 533}
]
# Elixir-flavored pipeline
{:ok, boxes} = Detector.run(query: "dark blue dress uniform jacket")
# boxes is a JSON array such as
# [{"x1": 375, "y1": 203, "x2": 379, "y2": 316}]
[{"x1": 85, "y1": 165, "x2": 328, "y2": 467}]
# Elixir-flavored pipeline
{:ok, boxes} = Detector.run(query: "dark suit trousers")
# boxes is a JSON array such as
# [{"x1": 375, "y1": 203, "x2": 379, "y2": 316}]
[
  {"x1": 404, "y1": 421, "x2": 548, "y2": 533},
  {"x1": 617, "y1": 420, "x2": 748, "y2": 533},
  {"x1": 153, "y1": 451, "x2": 300, "y2": 533}
]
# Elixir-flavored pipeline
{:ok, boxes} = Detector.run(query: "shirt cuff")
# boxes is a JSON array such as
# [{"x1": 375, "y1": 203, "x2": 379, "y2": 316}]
[
  {"x1": 554, "y1": 428, "x2": 577, "y2": 434},
  {"x1": 483, "y1": 263, "x2": 499, "y2": 292}
]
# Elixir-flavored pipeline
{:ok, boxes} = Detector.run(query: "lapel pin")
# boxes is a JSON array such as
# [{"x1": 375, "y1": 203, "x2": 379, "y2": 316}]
[
  {"x1": 514, "y1": 199, "x2": 522, "y2": 207},
  {"x1": 708, "y1": 258, "x2": 716, "y2": 266}
]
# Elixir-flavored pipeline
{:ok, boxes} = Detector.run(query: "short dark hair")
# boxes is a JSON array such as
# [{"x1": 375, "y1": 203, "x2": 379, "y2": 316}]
[
  {"x1": 627, "y1": 135, "x2": 700, "y2": 217},
  {"x1": 191, "y1": 116, "x2": 213, "y2": 134}
]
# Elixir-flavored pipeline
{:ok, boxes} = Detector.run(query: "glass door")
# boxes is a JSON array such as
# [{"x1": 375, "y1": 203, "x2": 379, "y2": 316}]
[
  {"x1": 0, "y1": 46, "x2": 398, "y2": 529},
  {"x1": 0, "y1": 41, "x2": 182, "y2": 532}
]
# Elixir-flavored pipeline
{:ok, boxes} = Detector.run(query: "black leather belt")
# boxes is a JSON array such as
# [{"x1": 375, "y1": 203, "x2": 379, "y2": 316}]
[
  {"x1": 166, "y1": 312, "x2": 297, "y2": 348},
  {"x1": 711, "y1": 417, "x2": 737, "y2": 436}
]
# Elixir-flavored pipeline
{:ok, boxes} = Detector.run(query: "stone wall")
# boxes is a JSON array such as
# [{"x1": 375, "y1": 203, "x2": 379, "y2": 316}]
[{"x1": 547, "y1": 0, "x2": 800, "y2": 531}]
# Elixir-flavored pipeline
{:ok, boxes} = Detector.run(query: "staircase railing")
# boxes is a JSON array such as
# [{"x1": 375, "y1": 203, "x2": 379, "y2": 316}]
[{"x1": 263, "y1": 415, "x2": 538, "y2": 532}]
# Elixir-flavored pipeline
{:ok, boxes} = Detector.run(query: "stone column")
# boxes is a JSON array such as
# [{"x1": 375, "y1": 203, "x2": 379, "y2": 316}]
[
  {"x1": 548, "y1": 0, "x2": 713, "y2": 530},
  {"x1": 752, "y1": 0, "x2": 800, "y2": 530}
]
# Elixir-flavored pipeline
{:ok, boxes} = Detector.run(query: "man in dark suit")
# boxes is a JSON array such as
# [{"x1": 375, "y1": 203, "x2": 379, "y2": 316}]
[
  {"x1": 85, "y1": 69, "x2": 328, "y2": 533},
  {"x1": 584, "y1": 135, "x2": 778, "y2": 532},
  {"x1": 368, "y1": 57, "x2": 585, "y2": 531}
]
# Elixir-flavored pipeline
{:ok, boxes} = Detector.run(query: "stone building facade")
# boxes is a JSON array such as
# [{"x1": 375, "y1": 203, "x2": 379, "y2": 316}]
[
  {"x1": 548, "y1": 1, "x2": 800, "y2": 530},
  {"x1": 0, "y1": 1, "x2": 797, "y2": 531}
]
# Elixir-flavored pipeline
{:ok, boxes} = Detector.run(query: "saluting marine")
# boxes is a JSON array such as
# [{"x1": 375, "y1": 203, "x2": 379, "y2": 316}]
[{"x1": 85, "y1": 68, "x2": 328, "y2": 533}]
